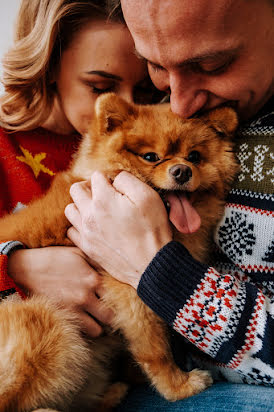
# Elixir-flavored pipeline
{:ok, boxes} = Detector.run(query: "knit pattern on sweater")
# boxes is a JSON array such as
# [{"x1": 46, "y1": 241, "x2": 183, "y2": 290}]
[{"x1": 0, "y1": 127, "x2": 81, "y2": 302}]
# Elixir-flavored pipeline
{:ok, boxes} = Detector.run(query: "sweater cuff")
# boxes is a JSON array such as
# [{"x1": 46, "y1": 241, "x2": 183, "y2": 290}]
[
  {"x1": 0, "y1": 240, "x2": 24, "y2": 256},
  {"x1": 0, "y1": 241, "x2": 26, "y2": 300},
  {"x1": 137, "y1": 241, "x2": 209, "y2": 325}
]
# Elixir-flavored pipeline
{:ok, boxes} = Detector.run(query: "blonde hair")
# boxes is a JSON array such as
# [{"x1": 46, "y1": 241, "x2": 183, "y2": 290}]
[{"x1": 0, "y1": 0, "x2": 124, "y2": 131}]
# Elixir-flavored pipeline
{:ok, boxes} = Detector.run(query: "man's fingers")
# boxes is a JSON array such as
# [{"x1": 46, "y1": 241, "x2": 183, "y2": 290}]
[
  {"x1": 65, "y1": 203, "x2": 81, "y2": 230},
  {"x1": 70, "y1": 172, "x2": 157, "y2": 215},
  {"x1": 69, "y1": 181, "x2": 92, "y2": 215},
  {"x1": 67, "y1": 226, "x2": 81, "y2": 248},
  {"x1": 112, "y1": 171, "x2": 158, "y2": 205},
  {"x1": 91, "y1": 170, "x2": 157, "y2": 207},
  {"x1": 90, "y1": 171, "x2": 117, "y2": 202}
]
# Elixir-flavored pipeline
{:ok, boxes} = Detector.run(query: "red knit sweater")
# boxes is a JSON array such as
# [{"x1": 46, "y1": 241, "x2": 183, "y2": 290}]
[{"x1": 0, "y1": 127, "x2": 81, "y2": 299}]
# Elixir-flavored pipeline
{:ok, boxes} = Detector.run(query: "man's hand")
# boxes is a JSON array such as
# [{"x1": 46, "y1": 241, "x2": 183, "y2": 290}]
[{"x1": 65, "y1": 171, "x2": 173, "y2": 289}]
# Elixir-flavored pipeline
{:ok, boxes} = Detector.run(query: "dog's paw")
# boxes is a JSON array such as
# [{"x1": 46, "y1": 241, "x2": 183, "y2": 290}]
[
  {"x1": 156, "y1": 367, "x2": 212, "y2": 402},
  {"x1": 101, "y1": 382, "x2": 129, "y2": 409},
  {"x1": 187, "y1": 368, "x2": 213, "y2": 393}
]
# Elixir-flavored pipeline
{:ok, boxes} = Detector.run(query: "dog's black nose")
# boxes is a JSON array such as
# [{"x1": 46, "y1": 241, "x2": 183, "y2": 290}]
[{"x1": 169, "y1": 164, "x2": 192, "y2": 184}]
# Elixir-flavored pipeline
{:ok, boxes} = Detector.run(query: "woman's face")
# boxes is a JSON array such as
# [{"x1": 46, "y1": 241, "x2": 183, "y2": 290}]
[{"x1": 51, "y1": 20, "x2": 161, "y2": 134}]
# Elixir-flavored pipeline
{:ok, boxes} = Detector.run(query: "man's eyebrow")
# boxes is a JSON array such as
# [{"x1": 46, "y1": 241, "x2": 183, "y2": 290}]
[
  {"x1": 134, "y1": 49, "x2": 164, "y2": 70},
  {"x1": 180, "y1": 47, "x2": 242, "y2": 65},
  {"x1": 135, "y1": 49, "x2": 149, "y2": 63},
  {"x1": 85, "y1": 70, "x2": 122, "y2": 81},
  {"x1": 135, "y1": 46, "x2": 242, "y2": 69}
]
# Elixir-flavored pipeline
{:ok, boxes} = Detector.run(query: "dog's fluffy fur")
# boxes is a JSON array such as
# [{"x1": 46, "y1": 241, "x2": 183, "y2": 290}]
[{"x1": 0, "y1": 94, "x2": 239, "y2": 411}]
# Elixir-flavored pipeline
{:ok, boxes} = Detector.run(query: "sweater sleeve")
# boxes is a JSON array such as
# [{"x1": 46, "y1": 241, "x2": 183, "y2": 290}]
[
  {"x1": 0, "y1": 241, "x2": 26, "y2": 300},
  {"x1": 137, "y1": 241, "x2": 274, "y2": 383}
]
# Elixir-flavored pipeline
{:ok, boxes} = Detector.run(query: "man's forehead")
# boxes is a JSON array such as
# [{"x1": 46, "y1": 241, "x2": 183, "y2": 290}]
[
  {"x1": 122, "y1": 0, "x2": 245, "y2": 66},
  {"x1": 121, "y1": 0, "x2": 238, "y2": 33}
]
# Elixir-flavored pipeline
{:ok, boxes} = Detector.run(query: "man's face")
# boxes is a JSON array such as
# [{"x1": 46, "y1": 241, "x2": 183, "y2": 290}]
[{"x1": 121, "y1": 0, "x2": 274, "y2": 120}]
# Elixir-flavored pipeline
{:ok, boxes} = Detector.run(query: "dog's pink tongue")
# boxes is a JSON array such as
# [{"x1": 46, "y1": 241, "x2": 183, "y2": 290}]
[{"x1": 167, "y1": 192, "x2": 201, "y2": 234}]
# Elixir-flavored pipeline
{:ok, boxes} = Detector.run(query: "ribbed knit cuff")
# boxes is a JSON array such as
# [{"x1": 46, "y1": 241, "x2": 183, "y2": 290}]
[
  {"x1": 137, "y1": 241, "x2": 209, "y2": 325},
  {"x1": 0, "y1": 241, "x2": 24, "y2": 256},
  {"x1": 0, "y1": 241, "x2": 26, "y2": 300}
]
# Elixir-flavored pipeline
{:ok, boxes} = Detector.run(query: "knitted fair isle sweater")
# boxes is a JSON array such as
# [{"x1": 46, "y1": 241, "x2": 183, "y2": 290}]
[
  {"x1": 0, "y1": 127, "x2": 81, "y2": 300},
  {"x1": 138, "y1": 97, "x2": 274, "y2": 386}
]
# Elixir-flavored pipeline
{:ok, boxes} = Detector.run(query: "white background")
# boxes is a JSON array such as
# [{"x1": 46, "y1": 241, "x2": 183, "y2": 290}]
[{"x1": 0, "y1": 0, "x2": 20, "y2": 94}]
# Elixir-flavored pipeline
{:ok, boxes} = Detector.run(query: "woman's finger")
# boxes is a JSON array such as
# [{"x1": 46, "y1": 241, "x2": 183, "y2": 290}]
[
  {"x1": 84, "y1": 294, "x2": 113, "y2": 326},
  {"x1": 80, "y1": 312, "x2": 103, "y2": 338}
]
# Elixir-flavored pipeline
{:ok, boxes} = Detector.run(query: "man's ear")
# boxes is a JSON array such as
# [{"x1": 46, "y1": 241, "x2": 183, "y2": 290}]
[
  {"x1": 201, "y1": 106, "x2": 238, "y2": 136},
  {"x1": 94, "y1": 93, "x2": 136, "y2": 134}
]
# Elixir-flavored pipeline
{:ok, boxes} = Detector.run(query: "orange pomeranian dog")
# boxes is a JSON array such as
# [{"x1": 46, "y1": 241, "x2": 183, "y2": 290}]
[{"x1": 0, "y1": 94, "x2": 239, "y2": 411}]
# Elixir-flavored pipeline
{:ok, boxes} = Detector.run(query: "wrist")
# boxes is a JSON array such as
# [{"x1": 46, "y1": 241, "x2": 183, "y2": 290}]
[
  {"x1": 0, "y1": 240, "x2": 24, "y2": 257},
  {"x1": 131, "y1": 240, "x2": 172, "y2": 290},
  {"x1": 8, "y1": 249, "x2": 29, "y2": 292},
  {"x1": 129, "y1": 273, "x2": 141, "y2": 290}
]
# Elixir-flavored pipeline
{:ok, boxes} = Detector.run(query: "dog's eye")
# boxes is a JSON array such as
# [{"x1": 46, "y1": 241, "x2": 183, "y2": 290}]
[
  {"x1": 187, "y1": 150, "x2": 201, "y2": 164},
  {"x1": 142, "y1": 152, "x2": 160, "y2": 162}
]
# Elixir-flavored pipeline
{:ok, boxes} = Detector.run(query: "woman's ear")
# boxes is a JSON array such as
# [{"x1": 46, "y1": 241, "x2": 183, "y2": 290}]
[
  {"x1": 95, "y1": 93, "x2": 136, "y2": 134},
  {"x1": 201, "y1": 106, "x2": 238, "y2": 137}
]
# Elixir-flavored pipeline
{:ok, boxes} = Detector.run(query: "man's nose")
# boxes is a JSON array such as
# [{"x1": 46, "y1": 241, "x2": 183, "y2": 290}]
[{"x1": 169, "y1": 73, "x2": 208, "y2": 118}]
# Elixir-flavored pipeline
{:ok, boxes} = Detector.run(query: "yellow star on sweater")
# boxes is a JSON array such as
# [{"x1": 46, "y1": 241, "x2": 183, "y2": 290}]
[{"x1": 16, "y1": 146, "x2": 55, "y2": 178}]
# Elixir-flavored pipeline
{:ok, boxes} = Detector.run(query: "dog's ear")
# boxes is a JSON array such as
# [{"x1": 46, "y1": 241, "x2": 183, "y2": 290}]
[
  {"x1": 201, "y1": 106, "x2": 238, "y2": 137},
  {"x1": 94, "y1": 93, "x2": 136, "y2": 134}
]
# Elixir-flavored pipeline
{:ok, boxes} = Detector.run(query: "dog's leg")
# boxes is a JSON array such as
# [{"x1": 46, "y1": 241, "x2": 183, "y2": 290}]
[{"x1": 102, "y1": 275, "x2": 212, "y2": 401}]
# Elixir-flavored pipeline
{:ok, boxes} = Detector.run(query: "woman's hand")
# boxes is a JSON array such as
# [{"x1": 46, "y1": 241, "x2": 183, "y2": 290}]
[
  {"x1": 65, "y1": 171, "x2": 173, "y2": 289},
  {"x1": 8, "y1": 246, "x2": 112, "y2": 337}
]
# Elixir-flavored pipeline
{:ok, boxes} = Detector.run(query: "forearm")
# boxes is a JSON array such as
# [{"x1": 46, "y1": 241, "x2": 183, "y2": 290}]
[
  {"x1": 137, "y1": 241, "x2": 208, "y2": 325},
  {"x1": 137, "y1": 241, "x2": 274, "y2": 382}
]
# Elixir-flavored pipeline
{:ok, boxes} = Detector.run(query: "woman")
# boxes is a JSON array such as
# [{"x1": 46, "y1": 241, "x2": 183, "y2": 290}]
[{"x1": 0, "y1": 0, "x2": 163, "y2": 338}]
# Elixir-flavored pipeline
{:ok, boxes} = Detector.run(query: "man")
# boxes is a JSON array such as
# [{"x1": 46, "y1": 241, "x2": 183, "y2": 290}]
[
  {"x1": 120, "y1": 0, "x2": 273, "y2": 121},
  {"x1": 66, "y1": 0, "x2": 274, "y2": 409}
]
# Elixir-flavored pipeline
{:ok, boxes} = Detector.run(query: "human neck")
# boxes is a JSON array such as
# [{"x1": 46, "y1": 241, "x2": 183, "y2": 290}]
[{"x1": 42, "y1": 97, "x2": 77, "y2": 135}]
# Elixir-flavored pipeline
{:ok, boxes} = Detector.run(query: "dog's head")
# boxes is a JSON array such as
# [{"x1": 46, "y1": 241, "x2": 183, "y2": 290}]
[{"x1": 86, "y1": 93, "x2": 238, "y2": 196}]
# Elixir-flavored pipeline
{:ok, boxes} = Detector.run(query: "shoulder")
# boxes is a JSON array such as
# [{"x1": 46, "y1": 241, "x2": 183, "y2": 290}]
[{"x1": 0, "y1": 126, "x2": 37, "y2": 139}]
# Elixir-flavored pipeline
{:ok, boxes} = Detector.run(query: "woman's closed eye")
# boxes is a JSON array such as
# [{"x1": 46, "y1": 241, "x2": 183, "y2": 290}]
[
  {"x1": 83, "y1": 78, "x2": 116, "y2": 95},
  {"x1": 87, "y1": 82, "x2": 116, "y2": 95},
  {"x1": 91, "y1": 85, "x2": 114, "y2": 94}
]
